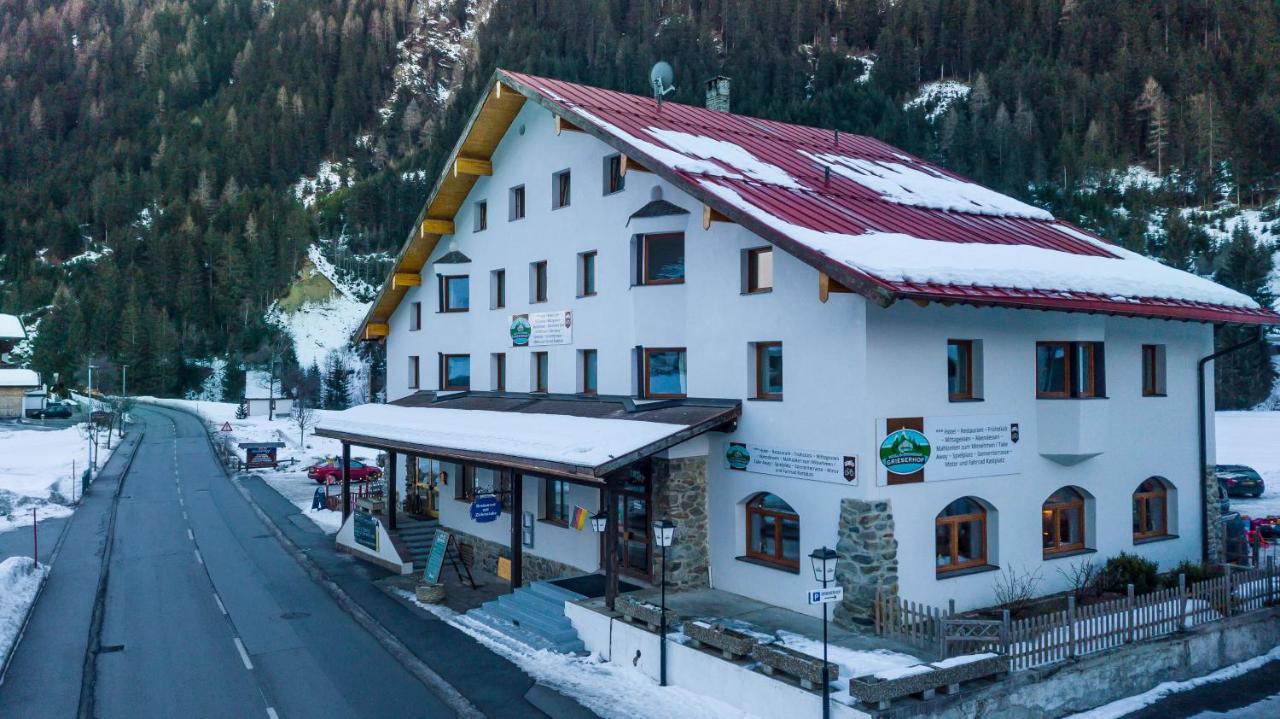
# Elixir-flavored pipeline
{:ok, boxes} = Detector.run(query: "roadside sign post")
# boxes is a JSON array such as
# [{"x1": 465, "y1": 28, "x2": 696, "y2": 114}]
[
  {"x1": 31, "y1": 508, "x2": 37, "y2": 568},
  {"x1": 808, "y1": 547, "x2": 840, "y2": 719}
]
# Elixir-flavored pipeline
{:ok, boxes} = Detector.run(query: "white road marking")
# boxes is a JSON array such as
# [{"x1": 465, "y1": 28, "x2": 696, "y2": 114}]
[
  {"x1": 194, "y1": 549, "x2": 204, "y2": 565},
  {"x1": 214, "y1": 593, "x2": 227, "y2": 615},
  {"x1": 233, "y1": 637, "x2": 253, "y2": 670},
  {"x1": 186, "y1": 528, "x2": 194, "y2": 541},
  {"x1": 182, "y1": 511, "x2": 188, "y2": 520},
  {"x1": 266, "y1": 708, "x2": 279, "y2": 719}
]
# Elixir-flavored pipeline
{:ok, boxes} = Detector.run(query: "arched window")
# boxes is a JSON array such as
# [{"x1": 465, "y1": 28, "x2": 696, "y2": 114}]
[
  {"x1": 1133, "y1": 478, "x2": 1169, "y2": 540},
  {"x1": 936, "y1": 498, "x2": 988, "y2": 573},
  {"x1": 1042, "y1": 487, "x2": 1087, "y2": 556},
  {"x1": 746, "y1": 493, "x2": 799, "y2": 570}
]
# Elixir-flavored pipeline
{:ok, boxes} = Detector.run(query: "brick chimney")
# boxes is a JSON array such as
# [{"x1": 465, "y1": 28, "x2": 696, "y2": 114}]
[{"x1": 705, "y1": 76, "x2": 730, "y2": 112}]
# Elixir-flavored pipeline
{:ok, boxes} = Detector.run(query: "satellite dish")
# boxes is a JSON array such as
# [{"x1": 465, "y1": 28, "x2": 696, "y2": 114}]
[{"x1": 650, "y1": 61, "x2": 675, "y2": 103}]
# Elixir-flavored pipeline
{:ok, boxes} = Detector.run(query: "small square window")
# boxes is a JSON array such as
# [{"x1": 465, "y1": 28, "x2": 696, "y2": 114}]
[
  {"x1": 948, "y1": 339, "x2": 983, "y2": 401},
  {"x1": 579, "y1": 251, "x2": 597, "y2": 297},
  {"x1": 474, "y1": 201, "x2": 487, "y2": 232},
  {"x1": 643, "y1": 348, "x2": 687, "y2": 398},
  {"x1": 491, "y1": 353, "x2": 506, "y2": 391},
  {"x1": 532, "y1": 351, "x2": 549, "y2": 393},
  {"x1": 604, "y1": 154, "x2": 626, "y2": 195},
  {"x1": 1037, "y1": 341, "x2": 1105, "y2": 398},
  {"x1": 442, "y1": 354, "x2": 470, "y2": 391},
  {"x1": 1142, "y1": 344, "x2": 1166, "y2": 396},
  {"x1": 439, "y1": 275, "x2": 469, "y2": 312},
  {"x1": 745, "y1": 247, "x2": 773, "y2": 293},
  {"x1": 640, "y1": 233, "x2": 684, "y2": 285},
  {"x1": 753, "y1": 342, "x2": 783, "y2": 400},
  {"x1": 409, "y1": 301, "x2": 422, "y2": 331},
  {"x1": 544, "y1": 478, "x2": 571, "y2": 525},
  {"x1": 408, "y1": 355, "x2": 420, "y2": 390},
  {"x1": 580, "y1": 349, "x2": 598, "y2": 395},
  {"x1": 490, "y1": 269, "x2": 506, "y2": 309},
  {"x1": 553, "y1": 169, "x2": 571, "y2": 209},
  {"x1": 531, "y1": 261, "x2": 548, "y2": 303},
  {"x1": 509, "y1": 185, "x2": 525, "y2": 221}
]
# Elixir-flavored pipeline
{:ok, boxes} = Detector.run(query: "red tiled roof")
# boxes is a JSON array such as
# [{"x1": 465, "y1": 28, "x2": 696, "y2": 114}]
[{"x1": 499, "y1": 70, "x2": 1277, "y2": 325}]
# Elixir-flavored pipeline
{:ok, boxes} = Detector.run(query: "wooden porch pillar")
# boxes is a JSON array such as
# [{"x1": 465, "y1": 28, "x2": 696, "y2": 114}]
[
  {"x1": 387, "y1": 451, "x2": 397, "y2": 531},
  {"x1": 341, "y1": 442, "x2": 352, "y2": 520},
  {"x1": 604, "y1": 482, "x2": 618, "y2": 611},
  {"x1": 509, "y1": 471, "x2": 523, "y2": 591}
]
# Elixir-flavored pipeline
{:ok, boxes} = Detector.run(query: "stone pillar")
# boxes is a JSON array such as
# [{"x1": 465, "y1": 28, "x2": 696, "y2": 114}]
[
  {"x1": 1205, "y1": 467, "x2": 1226, "y2": 563},
  {"x1": 652, "y1": 456, "x2": 711, "y2": 589},
  {"x1": 832, "y1": 498, "x2": 898, "y2": 629}
]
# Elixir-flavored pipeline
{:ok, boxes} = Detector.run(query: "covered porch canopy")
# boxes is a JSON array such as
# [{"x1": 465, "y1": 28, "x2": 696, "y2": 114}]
[{"x1": 314, "y1": 391, "x2": 740, "y2": 595}]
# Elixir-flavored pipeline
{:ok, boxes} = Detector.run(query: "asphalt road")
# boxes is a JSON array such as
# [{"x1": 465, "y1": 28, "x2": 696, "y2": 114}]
[
  {"x1": 1, "y1": 404, "x2": 457, "y2": 718},
  {"x1": 1123, "y1": 658, "x2": 1280, "y2": 718}
]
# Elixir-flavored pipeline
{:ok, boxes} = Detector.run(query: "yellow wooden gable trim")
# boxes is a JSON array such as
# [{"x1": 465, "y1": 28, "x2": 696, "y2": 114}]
[{"x1": 392, "y1": 272, "x2": 421, "y2": 289}]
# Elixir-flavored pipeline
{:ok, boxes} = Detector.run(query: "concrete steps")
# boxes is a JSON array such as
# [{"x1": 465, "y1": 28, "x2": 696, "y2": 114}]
[
  {"x1": 391, "y1": 518, "x2": 438, "y2": 569},
  {"x1": 465, "y1": 580, "x2": 588, "y2": 654}
]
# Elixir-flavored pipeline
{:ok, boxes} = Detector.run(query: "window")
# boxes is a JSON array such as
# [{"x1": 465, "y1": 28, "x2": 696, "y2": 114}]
[
  {"x1": 641, "y1": 233, "x2": 684, "y2": 284},
  {"x1": 553, "y1": 169, "x2": 571, "y2": 209},
  {"x1": 1036, "y1": 341, "x2": 1105, "y2": 398},
  {"x1": 441, "y1": 354, "x2": 470, "y2": 391},
  {"x1": 457, "y1": 467, "x2": 513, "y2": 511},
  {"x1": 745, "y1": 247, "x2": 773, "y2": 293},
  {"x1": 532, "y1": 351, "x2": 548, "y2": 393},
  {"x1": 580, "y1": 349, "x2": 598, "y2": 395},
  {"x1": 643, "y1": 348, "x2": 687, "y2": 398},
  {"x1": 936, "y1": 498, "x2": 988, "y2": 573},
  {"x1": 490, "y1": 269, "x2": 506, "y2": 309},
  {"x1": 440, "y1": 275, "x2": 469, "y2": 312},
  {"x1": 753, "y1": 342, "x2": 783, "y2": 400},
  {"x1": 745, "y1": 493, "x2": 800, "y2": 570},
  {"x1": 579, "y1": 251, "x2": 597, "y2": 297},
  {"x1": 474, "y1": 200, "x2": 487, "y2": 232},
  {"x1": 509, "y1": 185, "x2": 525, "y2": 221},
  {"x1": 1133, "y1": 478, "x2": 1169, "y2": 540},
  {"x1": 491, "y1": 353, "x2": 506, "y2": 391},
  {"x1": 604, "y1": 154, "x2": 625, "y2": 195},
  {"x1": 409, "y1": 302, "x2": 422, "y2": 331},
  {"x1": 1142, "y1": 344, "x2": 1166, "y2": 396},
  {"x1": 408, "y1": 355, "x2": 420, "y2": 390},
  {"x1": 1042, "y1": 487, "x2": 1086, "y2": 556},
  {"x1": 948, "y1": 339, "x2": 975, "y2": 400},
  {"x1": 531, "y1": 261, "x2": 548, "y2": 303},
  {"x1": 544, "y1": 478, "x2": 570, "y2": 525}
]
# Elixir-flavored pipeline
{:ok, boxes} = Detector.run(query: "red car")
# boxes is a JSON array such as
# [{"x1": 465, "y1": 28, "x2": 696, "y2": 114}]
[{"x1": 307, "y1": 458, "x2": 382, "y2": 484}]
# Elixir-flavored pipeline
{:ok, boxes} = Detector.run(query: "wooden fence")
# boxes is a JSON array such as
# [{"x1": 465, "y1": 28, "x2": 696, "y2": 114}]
[{"x1": 875, "y1": 560, "x2": 1278, "y2": 671}]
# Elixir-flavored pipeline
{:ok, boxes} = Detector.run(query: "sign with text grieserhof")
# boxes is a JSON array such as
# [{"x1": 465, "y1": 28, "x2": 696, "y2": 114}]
[
  {"x1": 510, "y1": 310, "x2": 572, "y2": 347},
  {"x1": 725, "y1": 441, "x2": 857, "y2": 486},
  {"x1": 876, "y1": 414, "x2": 1021, "y2": 485}
]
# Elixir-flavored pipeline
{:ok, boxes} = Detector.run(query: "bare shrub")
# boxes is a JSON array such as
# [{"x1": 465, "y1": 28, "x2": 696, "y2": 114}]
[
  {"x1": 1057, "y1": 558, "x2": 1101, "y2": 599},
  {"x1": 993, "y1": 564, "x2": 1043, "y2": 613}
]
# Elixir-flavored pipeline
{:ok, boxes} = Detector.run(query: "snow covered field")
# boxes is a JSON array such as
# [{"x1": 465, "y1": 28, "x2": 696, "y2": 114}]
[
  {"x1": 137, "y1": 397, "x2": 355, "y2": 534},
  {"x1": 1215, "y1": 411, "x2": 1280, "y2": 518},
  {"x1": 0, "y1": 423, "x2": 113, "y2": 534},
  {"x1": 0, "y1": 557, "x2": 47, "y2": 665}
]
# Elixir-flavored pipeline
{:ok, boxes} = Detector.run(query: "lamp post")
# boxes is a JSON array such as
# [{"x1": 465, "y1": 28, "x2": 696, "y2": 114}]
[
  {"x1": 119, "y1": 364, "x2": 128, "y2": 439},
  {"x1": 810, "y1": 546, "x2": 838, "y2": 719},
  {"x1": 590, "y1": 507, "x2": 618, "y2": 610},
  {"x1": 87, "y1": 361, "x2": 97, "y2": 473},
  {"x1": 653, "y1": 518, "x2": 676, "y2": 687}
]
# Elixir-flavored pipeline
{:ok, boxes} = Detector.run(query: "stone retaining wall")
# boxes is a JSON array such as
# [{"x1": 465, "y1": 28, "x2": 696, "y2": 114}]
[
  {"x1": 833, "y1": 498, "x2": 898, "y2": 629},
  {"x1": 652, "y1": 456, "x2": 711, "y2": 589},
  {"x1": 443, "y1": 527, "x2": 583, "y2": 586}
]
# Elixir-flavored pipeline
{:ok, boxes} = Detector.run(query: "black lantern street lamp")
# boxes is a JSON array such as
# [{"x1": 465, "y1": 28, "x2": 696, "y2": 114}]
[
  {"x1": 653, "y1": 518, "x2": 676, "y2": 687},
  {"x1": 590, "y1": 510, "x2": 608, "y2": 533},
  {"x1": 810, "y1": 546, "x2": 838, "y2": 719}
]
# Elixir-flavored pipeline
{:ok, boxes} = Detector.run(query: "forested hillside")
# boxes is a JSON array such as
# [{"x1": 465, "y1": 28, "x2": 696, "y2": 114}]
[{"x1": 2, "y1": 0, "x2": 1277, "y2": 406}]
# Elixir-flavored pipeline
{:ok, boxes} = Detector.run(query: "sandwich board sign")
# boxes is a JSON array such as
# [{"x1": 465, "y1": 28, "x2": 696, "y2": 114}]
[{"x1": 423, "y1": 530, "x2": 451, "y2": 584}]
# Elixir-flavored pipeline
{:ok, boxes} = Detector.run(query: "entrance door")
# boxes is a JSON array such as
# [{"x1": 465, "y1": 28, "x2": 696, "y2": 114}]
[
  {"x1": 614, "y1": 477, "x2": 651, "y2": 581},
  {"x1": 408, "y1": 457, "x2": 441, "y2": 519}
]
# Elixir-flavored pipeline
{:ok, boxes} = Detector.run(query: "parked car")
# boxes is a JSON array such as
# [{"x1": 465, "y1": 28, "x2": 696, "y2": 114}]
[
  {"x1": 307, "y1": 458, "x2": 382, "y2": 484},
  {"x1": 1216, "y1": 464, "x2": 1266, "y2": 498},
  {"x1": 26, "y1": 401, "x2": 73, "y2": 419}
]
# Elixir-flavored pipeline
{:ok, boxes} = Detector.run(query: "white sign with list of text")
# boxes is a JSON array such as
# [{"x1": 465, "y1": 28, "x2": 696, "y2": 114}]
[{"x1": 923, "y1": 414, "x2": 1021, "y2": 481}]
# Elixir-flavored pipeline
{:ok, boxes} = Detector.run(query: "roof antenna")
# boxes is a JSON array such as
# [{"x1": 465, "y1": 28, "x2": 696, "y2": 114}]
[
  {"x1": 650, "y1": 61, "x2": 676, "y2": 107},
  {"x1": 833, "y1": 129, "x2": 839, "y2": 146},
  {"x1": 824, "y1": 165, "x2": 831, "y2": 184}
]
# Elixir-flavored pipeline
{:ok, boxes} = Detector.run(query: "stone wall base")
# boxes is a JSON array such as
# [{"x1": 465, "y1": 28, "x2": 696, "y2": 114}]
[
  {"x1": 833, "y1": 498, "x2": 898, "y2": 630},
  {"x1": 442, "y1": 526, "x2": 586, "y2": 586}
]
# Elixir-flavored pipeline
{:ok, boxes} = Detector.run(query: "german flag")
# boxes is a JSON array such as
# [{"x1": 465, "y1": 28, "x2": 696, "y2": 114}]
[{"x1": 571, "y1": 506, "x2": 589, "y2": 530}]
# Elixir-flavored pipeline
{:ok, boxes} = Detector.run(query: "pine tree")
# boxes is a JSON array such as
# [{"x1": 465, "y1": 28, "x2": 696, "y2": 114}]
[
  {"x1": 323, "y1": 351, "x2": 351, "y2": 410},
  {"x1": 1213, "y1": 225, "x2": 1277, "y2": 409}
]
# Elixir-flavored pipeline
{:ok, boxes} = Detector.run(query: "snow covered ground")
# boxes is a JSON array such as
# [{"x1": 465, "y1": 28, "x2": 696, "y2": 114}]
[
  {"x1": 0, "y1": 422, "x2": 114, "y2": 534},
  {"x1": 0, "y1": 557, "x2": 47, "y2": 665},
  {"x1": 1215, "y1": 411, "x2": 1280, "y2": 517},
  {"x1": 136, "y1": 397, "x2": 354, "y2": 534}
]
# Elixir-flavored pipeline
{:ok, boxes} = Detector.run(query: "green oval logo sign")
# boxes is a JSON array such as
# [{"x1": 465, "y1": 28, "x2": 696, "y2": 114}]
[
  {"x1": 725, "y1": 442, "x2": 751, "y2": 470},
  {"x1": 510, "y1": 315, "x2": 532, "y2": 346},
  {"x1": 880, "y1": 429, "x2": 930, "y2": 475}
]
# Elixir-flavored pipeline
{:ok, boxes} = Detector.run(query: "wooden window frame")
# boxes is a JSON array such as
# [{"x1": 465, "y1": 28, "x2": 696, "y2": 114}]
[
  {"x1": 1042, "y1": 489, "x2": 1087, "y2": 556},
  {"x1": 1133, "y1": 479, "x2": 1169, "y2": 540},
  {"x1": 1036, "y1": 341, "x2": 1073, "y2": 399},
  {"x1": 439, "y1": 275, "x2": 469, "y2": 313},
  {"x1": 409, "y1": 301, "x2": 422, "y2": 331},
  {"x1": 509, "y1": 185, "x2": 525, "y2": 221},
  {"x1": 580, "y1": 251, "x2": 597, "y2": 297},
  {"x1": 935, "y1": 501, "x2": 987, "y2": 574},
  {"x1": 441, "y1": 354, "x2": 470, "y2": 391},
  {"x1": 553, "y1": 169, "x2": 571, "y2": 209},
  {"x1": 1076, "y1": 343, "x2": 1099, "y2": 398},
  {"x1": 531, "y1": 261, "x2": 548, "y2": 303},
  {"x1": 745, "y1": 494, "x2": 800, "y2": 570},
  {"x1": 543, "y1": 477, "x2": 570, "y2": 526},
  {"x1": 532, "y1": 351, "x2": 549, "y2": 393},
  {"x1": 456, "y1": 466, "x2": 511, "y2": 512},
  {"x1": 581, "y1": 349, "x2": 598, "y2": 395},
  {"x1": 746, "y1": 247, "x2": 773, "y2": 294},
  {"x1": 641, "y1": 233, "x2": 685, "y2": 285},
  {"x1": 605, "y1": 154, "x2": 625, "y2": 195},
  {"x1": 408, "y1": 355, "x2": 420, "y2": 390},
  {"x1": 474, "y1": 200, "x2": 487, "y2": 232},
  {"x1": 1142, "y1": 344, "x2": 1166, "y2": 397},
  {"x1": 643, "y1": 347, "x2": 687, "y2": 399},
  {"x1": 754, "y1": 342, "x2": 783, "y2": 400},
  {"x1": 492, "y1": 353, "x2": 506, "y2": 391},
  {"x1": 491, "y1": 269, "x2": 506, "y2": 309},
  {"x1": 948, "y1": 339, "x2": 974, "y2": 401}
]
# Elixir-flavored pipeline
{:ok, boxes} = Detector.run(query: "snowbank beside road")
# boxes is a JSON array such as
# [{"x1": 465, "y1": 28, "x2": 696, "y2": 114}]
[
  {"x1": 0, "y1": 423, "x2": 111, "y2": 533},
  {"x1": 0, "y1": 557, "x2": 48, "y2": 665}
]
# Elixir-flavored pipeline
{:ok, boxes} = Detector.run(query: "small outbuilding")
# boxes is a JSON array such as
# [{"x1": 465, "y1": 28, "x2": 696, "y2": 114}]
[
  {"x1": 243, "y1": 369, "x2": 294, "y2": 419},
  {"x1": 0, "y1": 368, "x2": 41, "y2": 418}
]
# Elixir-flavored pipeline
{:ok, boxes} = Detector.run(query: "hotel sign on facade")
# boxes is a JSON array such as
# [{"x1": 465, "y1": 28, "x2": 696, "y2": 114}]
[
  {"x1": 725, "y1": 441, "x2": 857, "y2": 486},
  {"x1": 510, "y1": 310, "x2": 572, "y2": 347},
  {"x1": 877, "y1": 414, "x2": 1021, "y2": 485}
]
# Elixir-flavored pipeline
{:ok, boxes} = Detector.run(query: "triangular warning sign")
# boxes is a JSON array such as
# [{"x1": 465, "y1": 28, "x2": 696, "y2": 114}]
[{"x1": 221, "y1": 422, "x2": 233, "y2": 432}]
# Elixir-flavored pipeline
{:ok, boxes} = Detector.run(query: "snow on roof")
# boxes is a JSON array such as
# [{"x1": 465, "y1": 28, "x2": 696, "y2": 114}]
[
  {"x1": 315, "y1": 403, "x2": 685, "y2": 469},
  {"x1": 500, "y1": 71, "x2": 1277, "y2": 324},
  {"x1": 0, "y1": 369, "x2": 39, "y2": 387},
  {"x1": 0, "y1": 314, "x2": 24, "y2": 339}
]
